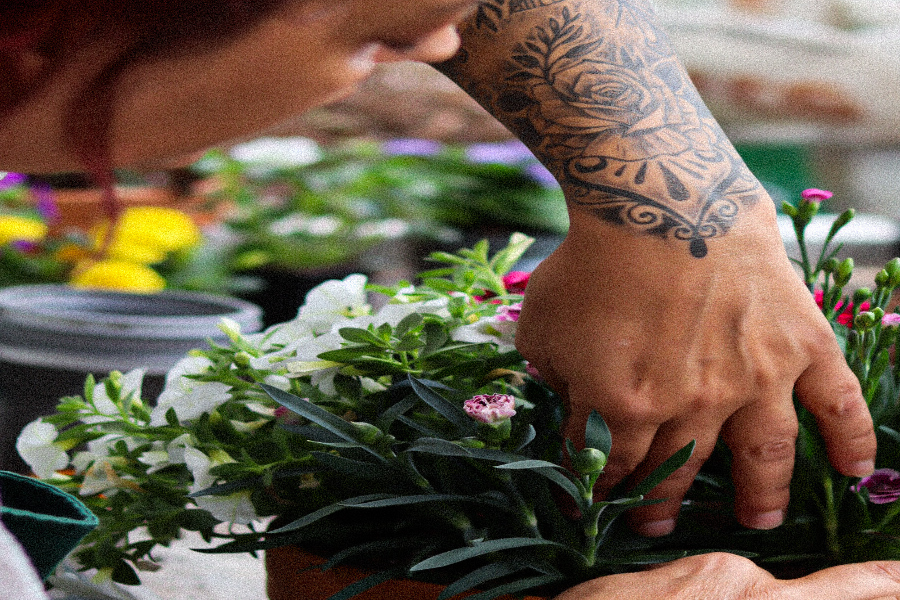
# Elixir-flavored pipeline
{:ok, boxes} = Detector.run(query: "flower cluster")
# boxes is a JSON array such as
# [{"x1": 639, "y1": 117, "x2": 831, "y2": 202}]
[
  {"x1": 19, "y1": 189, "x2": 900, "y2": 596},
  {"x1": 0, "y1": 174, "x2": 202, "y2": 292}
]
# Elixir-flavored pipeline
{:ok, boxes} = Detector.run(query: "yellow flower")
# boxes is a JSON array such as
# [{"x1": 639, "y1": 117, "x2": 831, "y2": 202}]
[
  {"x1": 0, "y1": 215, "x2": 47, "y2": 246},
  {"x1": 70, "y1": 259, "x2": 166, "y2": 292},
  {"x1": 92, "y1": 207, "x2": 201, "y2": 263}
]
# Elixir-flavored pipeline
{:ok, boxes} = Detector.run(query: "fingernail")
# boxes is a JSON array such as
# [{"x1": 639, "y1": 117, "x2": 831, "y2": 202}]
[
  {"x1": 746, "y1": 510, "x2": 784, "y2": 530},
  {"x1": 636, "y1": 519, "x2": 676, "y2": 537},
  {"x1": 847, "y1": 460, "x2": 875, "y2": 477}
]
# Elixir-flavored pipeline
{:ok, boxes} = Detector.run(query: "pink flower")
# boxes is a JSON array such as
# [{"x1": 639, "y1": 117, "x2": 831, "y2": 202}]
[
  {"x1": 852, "y1": 469, "x2": 900, "y2": 504},
  {"x1": 801, "y1": 188, "x2": 833, "y2": 203},
  {"x1": 463, "y1": 394, "x2": 517, "y2": 424},
  {"x1": 497, "y1": 303, "x2": 522, "y2": 323},
  {"x1": 502, "y1": 271, "x2": 531, "y2": 294},
  {"x1": 883, "y1": 313, "x2": 900, "y2": 327},
  {"x1": 525, "y1": 362, "x2": 544, "y2": 382},
  {"x1": 814, "y1": 289, "x2": 870, "y2": 327}
]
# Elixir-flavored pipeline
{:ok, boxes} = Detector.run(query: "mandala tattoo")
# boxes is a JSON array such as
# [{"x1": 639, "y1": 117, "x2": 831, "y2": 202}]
[{"x1": 450, "y1": 0, "x2": 761, "y2": 258}]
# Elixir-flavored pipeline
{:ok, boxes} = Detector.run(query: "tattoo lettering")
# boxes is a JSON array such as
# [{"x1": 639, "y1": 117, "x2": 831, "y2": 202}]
[{"x1": 458, "y1": 1, "x2": 760, "y2": 257}]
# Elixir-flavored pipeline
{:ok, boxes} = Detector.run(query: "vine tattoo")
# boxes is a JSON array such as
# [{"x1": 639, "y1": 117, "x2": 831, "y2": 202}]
[{"x1": 446, "y1": 0, "x2": 760, "y2": 258}]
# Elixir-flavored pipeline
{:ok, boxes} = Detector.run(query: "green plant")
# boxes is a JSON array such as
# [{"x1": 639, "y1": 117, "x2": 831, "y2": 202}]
[{"x1": 20, "y1": 189, "x2": 900, "y2": 597}]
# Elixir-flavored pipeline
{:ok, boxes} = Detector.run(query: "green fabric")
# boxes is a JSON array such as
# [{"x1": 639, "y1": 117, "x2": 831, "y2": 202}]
[{"x1": 0, "y1": 471, "x2": 98, "y2": 580}]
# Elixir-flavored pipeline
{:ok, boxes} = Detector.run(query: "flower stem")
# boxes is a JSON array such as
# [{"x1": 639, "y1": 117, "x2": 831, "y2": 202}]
[{"x1": 823, "y1": 473, "x2": 842, "y2": 560}]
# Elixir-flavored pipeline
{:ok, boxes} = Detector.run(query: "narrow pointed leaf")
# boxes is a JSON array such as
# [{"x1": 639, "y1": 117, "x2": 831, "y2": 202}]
[
  {"x1": 408, "y1": 376, "x2": 474, "y2": 433},
  {"x1": 584, "y1": 411, "x2": 612, "y2": 455},
  {"x1": 409, "y1": 538, "x2": 571, "y2": 572},
  {"x1": 260, "y1": 383, "x2": 385, "y2": 461},
  {"x1": 269, "y1": 494, "x2": 393, "y2": 534},
  {"x1": 466, "y1": 574, "x2": 565, "y2": 600},
  {"x1": 324, "y1": 569, "x2": 402, "y2": 600},
  {"x1": 438, "y1": 562, "x2": 525, "y2": 600},
  {"x1": 629, "y1": 440, "x2": 696, "y2": 497},
  {"x1": 343, "y1": 493, "x2": 512, "y2": 511}
]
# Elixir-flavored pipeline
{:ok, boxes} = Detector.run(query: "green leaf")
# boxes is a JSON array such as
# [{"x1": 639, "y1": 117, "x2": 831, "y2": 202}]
[
  {"x1": 342, "y1": 493, "x2": 512, "y2": 511},
  {"x1": 584, "y1": 411, "x2": 612, "y2": 455},
  {"x1": 465, "y1": 574, "x2": 565, "y2": 600},
  {"x1": 311, "y1": 452, "x2": 399, "y2": 482},
  {"x1": 494, "y1": 462, "x2": 584, "y2": 510},
  {"x1": 629, "y1": 440, "x2": 696, "y2": 497},
  {"x1": 495, "y1": 459, "x2": 561, "y2": 470},
  {"x1": 339, "y1": 327, "x2": 389, "y2": 347},
  {"x1": 324, "y1": 569, "x2": 404, "y2": 600},
  {"x1": 260, "y1": 384, "x2": 386, "y2": 461},
  {"x1": 408, "y1": 376, "x2": 474, "y2": 433},
  {"x1": 394, "y1": 312, "x2": 424, "y2": 338},
  {"x1": 269, "y1": 494, "x2": 394, "y2": 534},
  {"x1": 489, "y1": 233, "x2": 534, "y2": 275},
  {"x1": 410, "y1": 538, "x2": 573, "y2": 572},
  {"x1": 438, "y1": 562, "x2": 526, "y2": 600}
]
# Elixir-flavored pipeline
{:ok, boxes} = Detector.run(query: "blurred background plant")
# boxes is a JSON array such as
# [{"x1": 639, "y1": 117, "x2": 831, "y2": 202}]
[
  {"x1": 0, "y1": 171, "x2": 209, "y2": 293},
  {"x1": 189, "y1": 136, "x2": 567, "y2": 275}
]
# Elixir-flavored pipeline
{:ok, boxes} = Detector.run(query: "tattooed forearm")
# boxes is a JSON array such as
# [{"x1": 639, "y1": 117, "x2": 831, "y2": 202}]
[{"x1": 439, "y1": 0, "x2": 762, "y2": 258}]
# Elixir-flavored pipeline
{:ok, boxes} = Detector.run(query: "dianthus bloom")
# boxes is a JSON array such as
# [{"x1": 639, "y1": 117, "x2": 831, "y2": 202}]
[
  {"x1": 814, "y1": 289, "x2": 870, "y2": 327},
  {"x1": 463, "y1": 394, "x2": 516, "y2": 424},
  {"x1": 801, "y1": 188, "x2": 833, "y2": 203},
  {"x1": 502, "y1": 271, "x2": 530, "y2": 294},
  {"x1": 883, "y1": 313, "x2": 900, "y2": 327},
  {"x1": 852, "y1": 468, "x2": 900, "y2": 504}
]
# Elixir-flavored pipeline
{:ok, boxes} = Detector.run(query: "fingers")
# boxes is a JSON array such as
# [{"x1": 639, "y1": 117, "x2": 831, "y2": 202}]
[
  {"x1": 788, "y1": 561, "x2": 900, "y2": 599},
  {"x1": 721, "y1": 395, "x2": 798, "y2": 530},
  {"x1": 794, "y1": 355, "x2": 876, "y2": 478},
  {"x1": 623, "y1": 419, "x2": 720, "y2": 537}
]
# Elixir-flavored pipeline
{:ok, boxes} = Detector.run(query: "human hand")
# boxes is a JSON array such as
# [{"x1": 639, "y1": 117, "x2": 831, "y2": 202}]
[
  {"x1": 515, "y1": 204, "x2": 876, "y2": 536},
  {"x1": 551, "y1": 553, "x2": 900, "y2": 600}
]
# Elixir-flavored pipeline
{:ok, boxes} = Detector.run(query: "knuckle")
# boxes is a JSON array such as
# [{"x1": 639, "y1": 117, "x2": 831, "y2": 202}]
[{"x1": 737, "y1": 436, "x2": 798, "y2": 463}]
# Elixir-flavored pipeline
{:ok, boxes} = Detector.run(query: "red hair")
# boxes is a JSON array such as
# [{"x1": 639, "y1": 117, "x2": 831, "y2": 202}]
[{"x1": 0, "y1": 0, "x2": 291, "y2": 212}]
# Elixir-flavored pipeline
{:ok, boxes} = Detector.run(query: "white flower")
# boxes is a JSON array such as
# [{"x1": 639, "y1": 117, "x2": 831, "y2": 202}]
[
  {"x1": 151, "y1": 356, "x2": 231, "y2": 425},
  {"x1": 299, "y1": 274, "x2": 370, "y2": 334},
  {"x1": 283, "y1": 331, "x2": 345, "y2": 395},
  {"x1": 184, "y1": 447, "x2": 258, "y2": 525},
  {"x1": 16, "y1": 419, "x2": 69, "y2": 479},
  {"x1": 452, "y1": 315, "x2": 518, "y2": 352},
  {"x1": 83, "y1": 369, "x2": 146, "y2": 424},
  {"x1": 228, "y1": 136, "x2": 321, "y2": 167}
]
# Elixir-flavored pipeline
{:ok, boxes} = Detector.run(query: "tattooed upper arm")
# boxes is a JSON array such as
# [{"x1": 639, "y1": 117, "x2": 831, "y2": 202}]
[{"x1": 438, "y1": 0, "x2": 764, "y2": 258}]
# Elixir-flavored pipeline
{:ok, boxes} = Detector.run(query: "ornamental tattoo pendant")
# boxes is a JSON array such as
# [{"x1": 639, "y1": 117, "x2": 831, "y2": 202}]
[{"x1": 467, "y1": 1, "x2": 760, "y2": 258}]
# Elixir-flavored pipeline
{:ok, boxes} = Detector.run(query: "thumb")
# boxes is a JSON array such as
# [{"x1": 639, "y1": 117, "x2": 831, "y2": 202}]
[{"x1": 788, "y1": 561, "x2": 900, "y2": 599}]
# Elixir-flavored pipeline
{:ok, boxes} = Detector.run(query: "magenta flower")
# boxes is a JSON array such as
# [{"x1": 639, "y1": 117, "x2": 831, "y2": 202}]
[
  {"x1": 852, "y1": 468, "x2": 900, "y2": 504},
  {"x1": 502, "y1": 271, "x2": 530, "y2": 294},
  {"x1": 883, "y1": 313, "x2": 900, "y2": 327},
  {"x1": 801, "y1": 188, "x2": 833, "y2": 203},
  {"x1": 497, "y1": 303, "x2": 522, "y2": 323},
  {"x1": 463, "y1": 394, "x2": 516, "y2": 424},
  {"x1": 0, "y1": 172, "x2": 26, "y2": 190}
]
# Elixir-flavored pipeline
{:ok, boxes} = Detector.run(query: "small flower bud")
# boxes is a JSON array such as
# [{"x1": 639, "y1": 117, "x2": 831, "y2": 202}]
[
  {"x1": 835, "y1": 258, "x2": 855, "y2": 286},
  {"x1": 573, "y1": 448, "x2": 608, "y2": 476},
  {"x1": 351, "y1": 422, "x2": 384, "y2": 445},
  {"x1": 781, "y1": 201, "x2": 799, "y2": 218},
  {"x1": 876, "y1": 270, "x2": 891, "y2": 287},
  {"x1": 854, "y1": 311, "x2": 877, "y2": 330},
  {"x1": 886, "y1": 258, "x2": 900, "y2": 277},
  {"x1": 233, "y1": 351, "x2": 253, "y2": 368},
  {"x1": 822, "y1": 258, "x2": 840, "y2": 274},
  {"x1": 873, "y1": 307, "x2": 885, "y2": 322},
  {"x1": 853, "y1": 288, "x2": 872, "y2": 305}
]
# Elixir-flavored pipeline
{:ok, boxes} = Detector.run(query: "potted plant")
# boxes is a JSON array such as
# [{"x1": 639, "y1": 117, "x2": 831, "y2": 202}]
[{"x1": 17, "y1": 189, "x2": 900, "y2": 599}]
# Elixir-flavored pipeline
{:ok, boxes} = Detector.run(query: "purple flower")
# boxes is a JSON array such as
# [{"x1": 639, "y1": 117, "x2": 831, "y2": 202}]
[
  {"x1": 381, "y1": 139, "x2": 444, "y2": 157},
  {"x1": 497, "y1": 303, "x2": 522, "y2": 323},
  {"x1": 525, "y1": 163, "x2": 559, "y2": 188},
  {"x1": 465, "y1": 140, "x2": 535, "y2": 165},
  {"x1": 852, "y1": 468, "x2": 900, "y2": 504},
  {"x1": 801, "y1": 188, "x2": 833, "y2": 203},
  {"x1": 463, "y1": 394, "x2": 516, "y2": 424},
  {"x1": 0, "y1": 172, "x2": 26, "y2": 191},
  {"x1": 31, "y1": 183, "x2": 59, "y2": 223}
]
